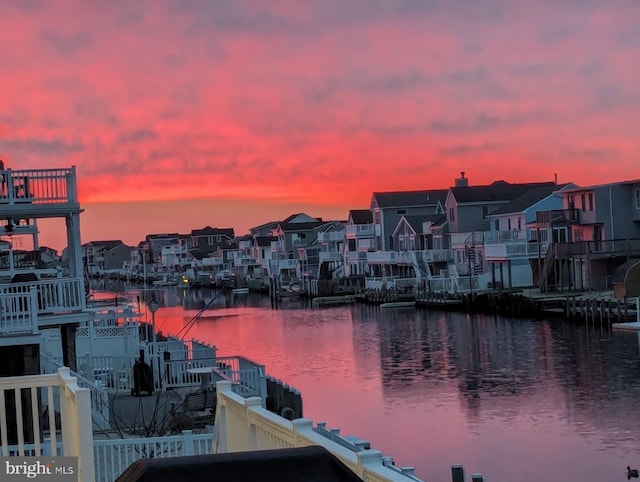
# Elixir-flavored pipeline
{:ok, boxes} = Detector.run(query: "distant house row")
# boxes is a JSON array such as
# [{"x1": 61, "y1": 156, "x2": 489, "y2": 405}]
[{"x1": 80, "y1": 173, "x2": 640, "y2": 293}]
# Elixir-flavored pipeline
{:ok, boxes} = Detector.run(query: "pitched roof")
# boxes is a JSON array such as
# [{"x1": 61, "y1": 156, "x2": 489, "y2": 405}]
[
  {"x1": 450, "y1": 181, "x2": 557, "y2": 204},
  {"x1": 349, "y1": 209, "x2": 373, "y2": 224},
  {"x1": 254, "y1": 235, "x2": 277, "y2": 247},
  {"x1": 83, "y1": 240, "x2": 123, "y2": 250},
  {"x1": 373, "y1": 189, "x2": 448, "y2": 208},
  {"x1": 490, "y1": 183, "x2": 570, "y2": 215},
  {"x1": 191, "y1": 226, "x2": 235, "y2": 237},
  {"x1": 399, "y1": 214, "x2": 447, "y2": 233}
]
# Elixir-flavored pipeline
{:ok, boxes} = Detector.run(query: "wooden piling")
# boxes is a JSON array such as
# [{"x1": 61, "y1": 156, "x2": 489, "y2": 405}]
[{"x1": 451, "y1": 465, "x2": 465, "y2": 482}]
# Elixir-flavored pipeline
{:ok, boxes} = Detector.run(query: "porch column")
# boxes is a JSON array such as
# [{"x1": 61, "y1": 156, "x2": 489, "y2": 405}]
[
  {"x1": 491, "y1": 262, "x2": 496, "y2": 289},
  {"x1": 508, "y1": 260, "x2": 512, "y2": 289},
  {"x1": 499, "y1": 263, "x2": 504, "y2": 290}
]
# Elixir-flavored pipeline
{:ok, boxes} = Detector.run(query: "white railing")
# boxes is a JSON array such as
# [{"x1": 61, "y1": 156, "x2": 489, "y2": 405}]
[
  {"x1": 0, "y1": 289, "x2": 38, "y2": 334},
  {"x1": 366, "y1": 251, "x2": 414, "y2": 264},
  {"x1": 483, "y1": 229, "x2": 527, "y2": 243},
  {"x1": 40, "y1": 353, "x2": 110, "y2": 429},
  {"x1": 93, "y1": 431, "x2": 212, "y2": 482},
  {"x1": 0, "y1": 367, "x2": 95, "y2": 482},
  {"x1": 0, "y1": 277, "x2": 85, "y2": 315},
  {"x1": 0, "y1": 167, "x2": 77, "y2": 205},
  {"x1": 319, "y1": 251, "x2": 342, "y2": 262},
  {"x1": 213, "y1": 381, "x2": 423, "y2": 482},
  {"x1": 485, "y1": 242, "x2": 548, "y2": 260},
  {"x1": 346, "y1": 224, "x2": 375, "y2": 238},
  {"x1": 318, "y1": 230, "x2": 345, "y2": 243}
]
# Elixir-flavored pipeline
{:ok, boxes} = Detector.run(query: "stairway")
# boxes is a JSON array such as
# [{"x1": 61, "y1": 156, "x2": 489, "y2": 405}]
[{"x1": 538, "y1": 243, "x2": 556, "y2": 292}]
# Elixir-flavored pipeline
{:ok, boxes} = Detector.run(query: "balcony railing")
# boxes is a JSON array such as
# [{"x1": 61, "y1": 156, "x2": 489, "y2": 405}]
[
  {"x1": 535, "y1": 209, "x2": 580, "y2": 225},
  {"x1": 0, "y1": 367, "x2": 95, "y2": 482},
  {"x1": 485, "y1": 242, "x2": 548, "y2": 260},
  {"x1": 319, "y1": 251, "x2": 342, "y2": 262},
  {"x1": 346, "y1": 224, "x2": 375, "y2": 238},
  {"x1": 366, "y1": 251, "x2": 414, "y2": 264},
  {"x1": 0, "y1": 289, "x2": 38, "y2": 335},
  {"x1": 213, "y1": 381, "x2": 423, "y2": 482},
  {"x1": 0, "y1": 277, "x2": 85, "y2": 315},
  {"x1": 0, "y1": 168, "x2": 77, "y2": 205},
  {"x1": 483, "y1": 229, "x2": 527, "y2": 243},
  {"x1": 318, "y1": 231, "x2": 345, "y2": 243},
  {"x1": 553, "y1": 238, "x2": 640, "y2": 258}
]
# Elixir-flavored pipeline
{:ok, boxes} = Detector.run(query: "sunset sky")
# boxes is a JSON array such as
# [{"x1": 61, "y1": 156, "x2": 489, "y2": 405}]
[{"x1": 1, "y1": 1, "x2": 639, "y2": 251}]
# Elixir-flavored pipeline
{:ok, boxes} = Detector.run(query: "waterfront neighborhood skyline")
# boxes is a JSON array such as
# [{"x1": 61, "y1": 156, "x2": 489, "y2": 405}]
[{"x1": 2, "y1": 1, "x2": 639, "y2": 249}]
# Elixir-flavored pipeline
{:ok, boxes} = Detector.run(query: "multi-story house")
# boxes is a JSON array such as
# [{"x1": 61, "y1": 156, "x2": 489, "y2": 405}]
[
  {"x1": 315, "y1": 221, "x2": 345, "y2": 280},
  {"x1": 344, "y1": 209, "x2": 374, "y2": 277},
  {"x1": 190, "y1": 226, "x2": 235, "y2": 258},
  {"x1": 272, "y1": 213, "x2": 324, "y2": 278},
  {"x1": 483, "y1": 183, "x2": 575, "y2": 289},
  {"x1": 82, "y1": 240, "x2": 133, "y2": 275},
  {"x1": 371, "y1": 189, "x2": 447, "y2": 252},
  {"x1": 446, "y1": 173, "x2": 558, "y2": 280},
  {"x1": 0, "y1": 166, "x2": 90, "y2": 447},
  {"x1": 537, "y1": 179, "x2": 640, "y2": 291}
]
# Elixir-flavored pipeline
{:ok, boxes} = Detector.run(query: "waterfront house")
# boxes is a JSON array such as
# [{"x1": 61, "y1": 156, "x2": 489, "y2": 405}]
[
  {"x1": 272, "y1": 213, "x2": 324, "y2": 279},
  {"x1": 371, "y1": 188, "x2": 447, "y2": 252},
  {"x1": 344, "y1": 209, "x2": 374, "y2": 277},
  {"x1": 82, "y1": 240, "x2": 133, "y2": 277},
  {"x1": 190, "y1": 226, "x2": 235, "y2": 256},
  {"x1": 483, "y1": 183, "x2": 575, "y2": 288},
  {"x1": 445, "y1": 173, "x2": 558, "y2": 286},
  {"x1": 249, "y1": 220, "x2": 279, "y2": 237},
  {"x1": 316, "y1": 221, "x2": 346, "y2": 280},
  {"x1": 536, "y1": 179, "x2": 640, "y2": 291}
]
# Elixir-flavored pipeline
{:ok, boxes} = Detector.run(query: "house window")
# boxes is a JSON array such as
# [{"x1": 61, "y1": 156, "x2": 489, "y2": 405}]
[
  {"x1": 507, "y1": 218, "x2": 511, "y2": 230},
  {"x1": 396, "y1": 209, "x2": 407, "y2": 215},
  {"x1": 449, "y1": 208, "x2": 455, "y2": 222},
  {"x1": 517, "y1": 218, "x2": 522, "y2": 230},
  {"x1": 635, "y1": 189, "x2": 640, "y2": 209},
  {"x1": 581, "y1": 193, "x2": 586, "y2": 212},
  {"x1": 482, "y1": 206, "x2": 489, "y2": 219},
  {"x1": 588, "y1": 192, "x2": 593, "y2": 211},
  {"x1": 494, "y1": 219, "x2": 500, "y2": 231},
  {"x1": 207, "y1": 236, "x2": 213, "y2": 245}
]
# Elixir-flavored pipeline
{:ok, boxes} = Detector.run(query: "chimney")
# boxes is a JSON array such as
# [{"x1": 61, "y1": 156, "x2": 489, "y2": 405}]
[{"x1": 455, "y1": 171, "x2": 468, "y2": 187}]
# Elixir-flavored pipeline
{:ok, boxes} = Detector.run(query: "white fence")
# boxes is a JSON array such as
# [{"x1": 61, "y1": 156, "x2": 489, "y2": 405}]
[
  {"x1": 93, "y1": 431, "x2": 212, "y2": 482},
  {"x1": 213, "y1": 381, "x2": 423, "y2": 482},
  {"x1": 0, "y1": 289, "x2": 38, "y2": 334},
  {"x1": 0, "y1": 367, "x2": 95, "y2": 482},
  {"x1": 0, "y1": 277, "x2": 85, "y2": 315}
]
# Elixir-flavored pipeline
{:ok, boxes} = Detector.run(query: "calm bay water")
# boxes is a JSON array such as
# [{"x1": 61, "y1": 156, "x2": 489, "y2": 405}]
[{"x1": 101, "y1": 284, "x2": 640, "y2": 482}]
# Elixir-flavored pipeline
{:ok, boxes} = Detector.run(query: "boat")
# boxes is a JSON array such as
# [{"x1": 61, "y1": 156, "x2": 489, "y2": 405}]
[
  {"x1": 232, "y1": 287, "x2": 249, "y2": 294},
  {"x1": 380, "y1": 301, "x2": 416, "y2": 309}
]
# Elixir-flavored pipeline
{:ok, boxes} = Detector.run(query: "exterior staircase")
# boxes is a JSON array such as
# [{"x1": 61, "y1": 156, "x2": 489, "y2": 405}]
[{"x1": 538, "y1": 243, "x2": 556, "y2": 292}]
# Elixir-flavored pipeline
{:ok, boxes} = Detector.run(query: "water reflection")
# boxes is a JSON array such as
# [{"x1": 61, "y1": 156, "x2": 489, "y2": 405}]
[{"x1": 94, "y1": 283, "x2": 640, "y2": 482}]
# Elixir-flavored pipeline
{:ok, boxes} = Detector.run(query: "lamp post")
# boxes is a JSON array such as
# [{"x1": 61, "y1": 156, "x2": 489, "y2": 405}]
[{"x1": 148, "y1": 297, "x2": 159, "y2": 345}]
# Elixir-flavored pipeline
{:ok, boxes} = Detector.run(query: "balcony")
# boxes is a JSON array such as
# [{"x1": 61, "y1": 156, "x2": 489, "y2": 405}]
[
  {"x1": 346, "y1": 224, "x2": 375, "y2": 239},
  {"x1": 346, "y1": 251, "x2": 368, "y2": 263},
  {"x1": 319, "y1": 251, "x2": 342, "y2": 262},
  {"x1": 317, "y1": 230, "x2": 345, "y2": 243},
  {"x1": 483, "y1": 229, "x2": 527, "y2": 243},
  {"x1": 0, "y1": 289, "x2": 38, "y2": 335},
  {"x1": 485, "y1": 242, "x2": 548, "y2": 260},
  {"x1": 213, "y1": 381, "x2": 423, "y2": 482},
  {"x1": 0, "y1": 168, "x2": 78, "y2": 211},
  {"x1": 535, "y1": 209, "x2": 580, "y2": 225},
  {"x1": 366, "y1": 251, "x2": 414, "y2": 265},
  {"x1": 0, "y1": 277, "x2": 86, "y2": 317},
  {"x1": 0, "y1": 367, "x2": 95, "y2": 482}
]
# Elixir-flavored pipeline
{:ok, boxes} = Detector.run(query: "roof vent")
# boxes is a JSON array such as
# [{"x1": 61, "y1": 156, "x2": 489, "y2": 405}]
[{"x1": 455, "y1": 171, "x2": 469, "y2": 187}]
